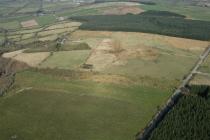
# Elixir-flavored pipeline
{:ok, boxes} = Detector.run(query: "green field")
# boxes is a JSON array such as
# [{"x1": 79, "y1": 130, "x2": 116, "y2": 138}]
[
  {"x1": 40, "y1": 50, "x2": 91, "y2": 69},
  {"x1": 0, "y1": 21, "x2": 20, "y2": 30},
  {"x1": 1, "y1": 1, "x2": 210, "y2": 140},
  {"x1": 0, "y1": 70, "x2": 170, "y2": 140}
]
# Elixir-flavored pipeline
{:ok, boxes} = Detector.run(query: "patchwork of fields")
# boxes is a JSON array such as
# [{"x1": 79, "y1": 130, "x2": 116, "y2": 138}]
[{"x1": 1, "y1": 1, "x2": 210, "y2": 140}]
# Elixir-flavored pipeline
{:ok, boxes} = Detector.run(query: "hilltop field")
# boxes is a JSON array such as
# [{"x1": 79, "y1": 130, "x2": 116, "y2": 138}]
[{"x1": 0, "y1": 1, "x2": 210, "y2": 140}]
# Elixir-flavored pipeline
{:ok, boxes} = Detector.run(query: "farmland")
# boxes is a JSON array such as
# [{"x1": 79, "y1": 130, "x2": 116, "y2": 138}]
[
  {"x1": 0, "y1": 69, "x2": 169, "y2": 140},
  {"x1": 0, "y1": 0, "x2": 210, "y2": 140}
]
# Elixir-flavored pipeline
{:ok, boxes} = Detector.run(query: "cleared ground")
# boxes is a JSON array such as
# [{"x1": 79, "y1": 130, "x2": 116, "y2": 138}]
[
  {"x1": 3, "y1": 50, "x2": 50, "y2": 67},
  {"x1": 190, "y1": 74, "x2": 210, "y2": 86},
  {"x1": 21, "y1": 19, "x2": 38, "y2": 28}
]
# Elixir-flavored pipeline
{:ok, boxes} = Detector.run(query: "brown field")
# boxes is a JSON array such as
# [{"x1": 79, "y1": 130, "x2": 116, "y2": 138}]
[
  {"x1": 45, "y1": 22, "x2": 82, "y2": 30},
  {"x1": 85, "y1": 39, "x2": 118, "y2": 71},
  {"x1": 3, "y1": 50, "x2": 50, "y2": 67},
  {"x1": 21, "y1": 19, "x2": 38, "y2": 28},
  {"x1": 71, "y1": 30, "x2": 208, "y2": 51},
  {"x1": 103, "y1": 6, "x2": 144, "y2": 15},
  {"x1": 39, "y1": 34, "x2": 58, "y2": 41},
  {"x1": 190, "y1": 74, "x2": 210, "y2": 86},
  {"x1": 85, "y1": 74, "x2": 134, "y2": 85},
  {"x1": 2, "y1": 49, "x2": 25, "y2": 58}
]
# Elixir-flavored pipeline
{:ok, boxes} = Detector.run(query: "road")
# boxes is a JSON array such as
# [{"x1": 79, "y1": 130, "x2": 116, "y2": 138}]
[{"x1": 136, "y1": 46, "x2": 210, "y2": 140}]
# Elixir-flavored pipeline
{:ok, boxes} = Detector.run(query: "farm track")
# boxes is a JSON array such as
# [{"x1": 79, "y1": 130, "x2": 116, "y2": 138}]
[{"x1": 136, "y1": 45, "x2": 210, "y2": 140}]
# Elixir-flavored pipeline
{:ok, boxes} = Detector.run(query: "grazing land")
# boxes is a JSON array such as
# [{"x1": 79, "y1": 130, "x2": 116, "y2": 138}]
[
  {"x1": 0, "y1": 69, "x2": 169, "y2": 140},
  {"x1": 40, "y1": 50, "x2": 91, "y2": 69},
  {"x1": 1, "y1": 0, "x2": 210, "y2": 140}
]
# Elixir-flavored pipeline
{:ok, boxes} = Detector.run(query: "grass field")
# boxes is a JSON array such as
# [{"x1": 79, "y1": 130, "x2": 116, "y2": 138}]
[
  {"x1": 0, "y1": 21, "x2": 20, "y2": 30},
  {"x1": 0, "y1": 69, "x2": 170, "y2": 140},
  {"x1": 199, "y1": 55, "x2": 210, "y2": 73},
  {"x1": 1, "y1": 1, "x2": 210, "y2": 140},
  {"x1": 35, "y1": 15, "x2": 57, "y2": 27},
  {"x1": 40, "y1": 50, "x2": 91, "y2": 69}
]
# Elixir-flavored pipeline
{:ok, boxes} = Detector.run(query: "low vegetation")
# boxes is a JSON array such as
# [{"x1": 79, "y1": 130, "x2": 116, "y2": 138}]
[
  {"x1": 1, "y1": 1, "x2": 210, "y2": 140},
  {"x1": 0, "y1": 69, "x2": 170, "y2": 140}
]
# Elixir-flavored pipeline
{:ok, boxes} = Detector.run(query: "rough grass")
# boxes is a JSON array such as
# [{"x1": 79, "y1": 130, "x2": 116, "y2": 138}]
[
  {"x1": 70, "y1": 30, "x2": 207, "y2": 90},
  {"x1": 0, "y1": 70, "x2": 170, "y2": 140},
  {"x1": 199, "y1": 55, "x2": 210, "y2": 73},
  {"x1": 40, "y1": 50, "x2": 91, "y2": 69},
  {"x1": 35, "y1": 15, "x2": 57, "y2": 27},
  {"x1": 24, "y1": 43, "x2": 91, "y2": 53},
  {"x1": 0, "y1": 21, "x2": 20, "y2": 30},
  {"x1": 190, "y1": 74, "x2": 210, "y2": 86}
]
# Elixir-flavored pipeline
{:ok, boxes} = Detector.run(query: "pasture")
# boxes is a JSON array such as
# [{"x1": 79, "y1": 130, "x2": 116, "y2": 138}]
[
  {"x1": 40, "y1": 50, "x2": 91, "y2": 69},
  {"x1": 0, "y1": 69, "x2": 170, "y2": 140},
  {"x1": 1, "y1": 1, "x2": 210, "y2": 140}
]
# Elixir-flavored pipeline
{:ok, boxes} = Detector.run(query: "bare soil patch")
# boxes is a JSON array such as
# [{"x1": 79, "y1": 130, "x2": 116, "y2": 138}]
[
  {"x1": 84, "y1": 38, "x2": 159, "y2": 71},
  {"x1": 85, "y1": 39, "x2": 117, "y2": 71},
  {"x1": 3, "y1": 50, "x2": 50, "y2": 67},
  {"x1": 2, "y1": 49, "x2": 25, "y2": 58},
  {"x1": 87, "y1": 74, "x2": 134, "y2": 85},
  {"x1": 45, "y1": 22, "x2": 82, "y2": 30},
  {"x1": 103, "y1": 6, "x2": 144, "y2": 15},
  {"x1": 21, "y1": 19, "x2": 38, "y2": 28},
  {"x1": 190, "y1": 74, "x2": 210, "y2": 86}
]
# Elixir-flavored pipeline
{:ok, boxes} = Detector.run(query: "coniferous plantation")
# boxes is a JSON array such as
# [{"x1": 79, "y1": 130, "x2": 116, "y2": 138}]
[
  {"x1": 72, "y1": 11, "x2": 210, "y2": 40},
  {"x1": 149, "y1": 86, "x2": 210, "y2": 140}
]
